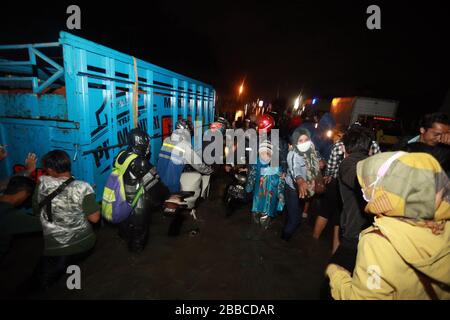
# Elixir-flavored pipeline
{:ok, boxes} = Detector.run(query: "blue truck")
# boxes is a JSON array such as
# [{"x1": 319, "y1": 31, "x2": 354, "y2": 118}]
[{"x1": 0, "y1": 32, "x2": 216, "y2": 200}]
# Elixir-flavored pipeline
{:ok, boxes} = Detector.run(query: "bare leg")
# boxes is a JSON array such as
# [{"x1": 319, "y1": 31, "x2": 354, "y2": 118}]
[
  {"x1": 312, "y1": 215, "x2": 328, "y2": 239},
  {"x1": 332, "y1": 226, "x2": 340, "y2": 254},
  {"x1": 302, "y1": 200, "x2": 310, "y2": 218}
]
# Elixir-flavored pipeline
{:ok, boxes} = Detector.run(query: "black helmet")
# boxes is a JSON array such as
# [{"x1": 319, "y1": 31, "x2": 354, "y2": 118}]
[
  {"x1": 216, "y1": 117, "x2": 230, "y2": 129},
  {"x1": 128, "y1": 128, "x2": 150, "y2": 157}
]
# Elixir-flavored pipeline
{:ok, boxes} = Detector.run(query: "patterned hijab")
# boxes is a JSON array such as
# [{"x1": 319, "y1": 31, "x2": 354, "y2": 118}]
[
  {"x1": 291, "y1": 127, "x2": 320, "y2": 180},
  {"x1": 357, "y1": 152, "x2": 450, "y2": 221}
]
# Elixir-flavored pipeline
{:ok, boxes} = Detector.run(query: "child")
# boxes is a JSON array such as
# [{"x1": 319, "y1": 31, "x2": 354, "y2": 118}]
[{"x1": 245, "y1": 140, "x2": 285, "y2": 229}]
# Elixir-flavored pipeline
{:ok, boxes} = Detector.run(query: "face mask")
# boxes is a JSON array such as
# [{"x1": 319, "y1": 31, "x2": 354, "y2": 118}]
[
  {"x1": 260, "y1": 158, "x2": 271, "y2": 165},
  {"x1": 296, "y1": 141, "x2": 312, "y2": 153}
]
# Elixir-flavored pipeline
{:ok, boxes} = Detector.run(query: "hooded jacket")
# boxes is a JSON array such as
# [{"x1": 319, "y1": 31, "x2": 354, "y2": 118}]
[
  {"x1": 328, "y1": 216, "x2": 450, "y2": 299},
  {"x1": 327, "y1": 152, "x2": 450, "y2": 299}
]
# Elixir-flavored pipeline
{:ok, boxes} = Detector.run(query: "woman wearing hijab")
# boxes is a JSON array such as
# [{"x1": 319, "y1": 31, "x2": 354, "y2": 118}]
[
  {"x1": 245, "y1": 140, "x2": 285, "y2": 229},
  {"x1": 326, "y1": 152, "x2": 450, "y2": 299},
  {"x1": 282, "y1": 128, "x2": 320, "y2": 240}
]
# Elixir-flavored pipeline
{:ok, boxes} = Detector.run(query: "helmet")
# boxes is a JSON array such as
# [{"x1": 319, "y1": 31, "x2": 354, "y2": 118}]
[
  {"x1": 209, "y1": 121, "x2": 226, "y2": 134},
  {"x1": 128, "y1": 128, "x2": 150, "y2": 157},
  {"x1": 256, "y1": 114, "x2": 275, "y2": 133},
  {"x1": 175, "y1": 119, "x2": 194, "y2": 136},
  {"x1": 216, "y1": 117, "x2": 230, "y2": 128},
  {"x1": 176, "y1": 119, "x2": 193, "y2": 131},
  {"x1": 210, "y1": 117, "x2": 230, "y2": 134}
]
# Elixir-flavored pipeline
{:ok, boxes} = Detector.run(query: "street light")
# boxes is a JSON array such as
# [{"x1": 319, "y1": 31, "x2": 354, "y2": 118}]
[
  {"x1": 238, "y1": 83, "x2": 244, "y2": 96},
  {"x1": 293, "y1": 95, "x2": 301, "y2": 111}
]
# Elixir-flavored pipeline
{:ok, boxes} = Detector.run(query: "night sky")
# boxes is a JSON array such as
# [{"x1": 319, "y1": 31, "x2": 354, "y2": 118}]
[{"x1": 1, "y1": 1, "x2": 449, "y2": 119}]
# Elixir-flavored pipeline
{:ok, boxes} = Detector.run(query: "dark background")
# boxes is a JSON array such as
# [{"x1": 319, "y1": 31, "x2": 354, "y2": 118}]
[{"x1": 1, "y1": 1, "x2": 449, "y2": 124}]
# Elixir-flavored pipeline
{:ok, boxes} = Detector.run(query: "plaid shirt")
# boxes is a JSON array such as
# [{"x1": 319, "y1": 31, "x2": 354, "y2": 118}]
[
  {"x1": 324, "y1": 140, "x2": 381, "y2": 179},
  {"x1": 369, "y1": 141, "x2": 381, "y2": 156}
]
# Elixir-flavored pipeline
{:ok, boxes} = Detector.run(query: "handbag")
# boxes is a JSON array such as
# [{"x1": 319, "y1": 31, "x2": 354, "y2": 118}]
[{"x1": 314, "y1": 171, "x2": 326, "y2": 195}]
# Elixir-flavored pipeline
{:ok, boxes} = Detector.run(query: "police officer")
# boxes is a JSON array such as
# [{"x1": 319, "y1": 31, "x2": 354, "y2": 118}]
[{"x1": 117, "y1": 128, "x2": 169, "y2": 253}]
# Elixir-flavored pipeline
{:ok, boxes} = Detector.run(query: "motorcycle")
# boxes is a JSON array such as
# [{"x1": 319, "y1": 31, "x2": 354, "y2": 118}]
[
  {"x1": 222, "y1": 136, "x2": 254, "y2": 217},
  {"x1": 163, "y1": 165, "x2": 212, "y2": 236},
  {"x1": 223, "y1": 164, "x2": 250, "y2": 217},
  {"x1": 163, "y1": 191, "x2": 195, "y2": 215}
]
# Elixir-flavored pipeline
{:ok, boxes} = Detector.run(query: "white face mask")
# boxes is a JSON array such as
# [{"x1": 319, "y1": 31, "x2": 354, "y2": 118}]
[{"x1": 297, "y1": 141, "x2": 312, "y2": 152}]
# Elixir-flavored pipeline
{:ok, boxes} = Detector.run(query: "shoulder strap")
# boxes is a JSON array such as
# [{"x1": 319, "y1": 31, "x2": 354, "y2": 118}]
[
  {"x1": 131, "y1": 185, "x2": 145, "y2": 208},
  {"x1": 38, "y1": 177, "x2": 75, "y2": 223},
  {"x1": 114, "y1": 151, "x2": 138, "y2": 175}
]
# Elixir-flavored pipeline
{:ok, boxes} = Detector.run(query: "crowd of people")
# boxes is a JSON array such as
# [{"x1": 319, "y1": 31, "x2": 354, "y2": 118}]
[
  {"x1": 217, "y1": 110, "x2": 450, "y2": 299},
  {"x1": 0, "y1": 110, "x2": 449, "y2": 299}
]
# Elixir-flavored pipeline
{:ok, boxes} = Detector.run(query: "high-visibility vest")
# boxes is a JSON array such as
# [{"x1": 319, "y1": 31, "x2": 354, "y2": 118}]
[{"x1": 156, "y1": 140, "x2": 186, "y2": 193}]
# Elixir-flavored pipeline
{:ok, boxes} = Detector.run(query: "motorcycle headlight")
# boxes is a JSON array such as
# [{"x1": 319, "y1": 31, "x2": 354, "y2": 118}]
[
  {"x1": 326, "y1": 130, "x2": 333, "y2": 139},
  {"x1": 224, "y1": 146, "x2": 229, "y2": 158}
]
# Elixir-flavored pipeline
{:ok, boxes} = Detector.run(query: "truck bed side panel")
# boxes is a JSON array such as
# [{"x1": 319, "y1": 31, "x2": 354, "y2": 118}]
[{"x1": 0, "y1": 32, "x2": 215, "y2": 200}]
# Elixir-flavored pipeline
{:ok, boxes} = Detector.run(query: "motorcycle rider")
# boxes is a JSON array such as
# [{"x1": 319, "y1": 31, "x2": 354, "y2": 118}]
[
  {"x1": 207, "y1": 116, "x2": 230, "y2": 164},
  {"x1": 157, "y1": 119, "x2": 213, "y2": 193},
  {"x1": 117, "y1": 128, "x2": 170, "y2": 253}
]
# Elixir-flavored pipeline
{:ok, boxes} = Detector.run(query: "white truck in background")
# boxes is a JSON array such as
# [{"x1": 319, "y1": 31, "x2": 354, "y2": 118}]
[
  {"x1": 330, "y1": 96, "x2": 401, "y2": 147},
  {"x1": 330, "y1": 96, "x2": 398, "y2": 126}
]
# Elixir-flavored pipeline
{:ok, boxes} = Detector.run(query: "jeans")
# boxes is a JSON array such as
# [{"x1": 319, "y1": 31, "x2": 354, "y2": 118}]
[{"x1": 282, "y1": 186, "x2": 305, "y2": 239}]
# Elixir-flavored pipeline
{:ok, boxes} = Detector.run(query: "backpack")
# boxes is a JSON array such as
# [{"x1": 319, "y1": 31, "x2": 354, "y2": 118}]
[{"x1": 102, "y1": 151, "x2": 144, "y2": 223}]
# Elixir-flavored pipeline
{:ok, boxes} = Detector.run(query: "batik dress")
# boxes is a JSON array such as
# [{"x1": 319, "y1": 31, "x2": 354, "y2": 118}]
[{"x1": 245, "y1": 160, "x2": 285, "y2": 218}]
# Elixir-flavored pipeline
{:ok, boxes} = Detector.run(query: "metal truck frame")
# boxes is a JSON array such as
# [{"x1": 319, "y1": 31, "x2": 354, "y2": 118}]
[{"x1": 0, "y1": 32, "x2": 215, "y2": 199}]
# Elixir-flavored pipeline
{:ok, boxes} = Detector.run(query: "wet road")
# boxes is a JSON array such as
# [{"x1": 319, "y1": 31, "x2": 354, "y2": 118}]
[{"x1": 1, "y1": 174, "x2": 333, "y2": 299}]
